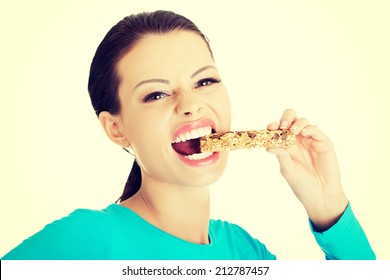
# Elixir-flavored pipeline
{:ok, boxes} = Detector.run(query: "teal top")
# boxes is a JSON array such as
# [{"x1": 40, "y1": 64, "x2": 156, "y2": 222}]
[{"x1": 2, "y1": 203, "x2": 375, "y2": 260}]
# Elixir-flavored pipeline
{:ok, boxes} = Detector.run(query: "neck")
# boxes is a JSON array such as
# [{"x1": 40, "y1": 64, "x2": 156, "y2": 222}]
[{"x1": 121, "y1": 175, "x2": 211, "y2": 244}]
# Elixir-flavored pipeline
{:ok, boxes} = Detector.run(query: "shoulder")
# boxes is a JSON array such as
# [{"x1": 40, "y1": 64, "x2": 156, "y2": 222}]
[
  {"x1": 210, "y1": 219, "x2": 276, "y2": 260},
  {"x1": 210, "y1": 219, "x2": 252, "y2": 237},
  {"x1": 2, "y1": 204, "x2": 124, "y2": 260},
  {"x1": 32, "y1": 204, "x2": 118, "y2": 236},
  {"x1": 210, "y1": 219, "x2": 262, "y2": 245},
  {"x1": 62, "y1": 204, "x2": 122, "y2": 225}
]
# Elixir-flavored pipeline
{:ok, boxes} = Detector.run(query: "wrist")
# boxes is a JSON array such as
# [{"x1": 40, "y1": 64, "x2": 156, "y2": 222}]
[{"x1": 307, "y1": 194, "x2": 348, "y2": 232}]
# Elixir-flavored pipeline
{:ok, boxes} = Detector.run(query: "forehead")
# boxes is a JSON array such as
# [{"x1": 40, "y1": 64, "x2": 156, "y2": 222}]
[{"x1": 116, "y1": 31, "x2": 214, "y2": 83}]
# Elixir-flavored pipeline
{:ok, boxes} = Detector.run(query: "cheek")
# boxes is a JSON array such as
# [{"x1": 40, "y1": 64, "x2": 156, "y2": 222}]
[
  {"x1": 127, "y1": 106, "x2": 167, "y2": 135},
  {"x1": 126, "y1": 108, "x2": 170, "y2": 158},
  {"x1": 211, "y1": 87, "x2": 232, "y2": 129}
]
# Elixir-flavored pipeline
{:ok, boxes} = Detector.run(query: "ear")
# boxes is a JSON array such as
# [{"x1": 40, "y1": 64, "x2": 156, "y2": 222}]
[{"x1": 98, "y1": 111, "x2": 131, "y2": 148}]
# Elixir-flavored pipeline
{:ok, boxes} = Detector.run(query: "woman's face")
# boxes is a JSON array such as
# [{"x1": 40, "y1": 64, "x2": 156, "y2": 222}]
[{"x1": 116, "y1": 31, "x2": 231, "y2": 187}]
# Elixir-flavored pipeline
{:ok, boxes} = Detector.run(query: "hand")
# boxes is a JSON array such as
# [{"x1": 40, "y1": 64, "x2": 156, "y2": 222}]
[{"x1": 267, "y1": 109, "x2": 348, "y2": 231}]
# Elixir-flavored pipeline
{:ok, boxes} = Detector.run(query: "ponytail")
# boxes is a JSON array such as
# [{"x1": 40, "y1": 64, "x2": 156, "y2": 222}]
[{"x1": 117, "y1": 160, "x2": 142, "y2": 202}]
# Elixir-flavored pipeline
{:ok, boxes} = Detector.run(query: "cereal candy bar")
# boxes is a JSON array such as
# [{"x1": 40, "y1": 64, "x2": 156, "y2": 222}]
[{"x1": 200, "y1": 130, "x2": 295, "y2": 152}]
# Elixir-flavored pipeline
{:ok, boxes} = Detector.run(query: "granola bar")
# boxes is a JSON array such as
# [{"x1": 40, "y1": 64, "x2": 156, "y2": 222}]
[{"x1": 200, "y1": 130, "x2": 295, "y2": 152}]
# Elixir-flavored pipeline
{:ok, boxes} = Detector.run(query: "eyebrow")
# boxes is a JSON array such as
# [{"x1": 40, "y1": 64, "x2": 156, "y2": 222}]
[
  {"x1": 133, "y1": 79, "x2": 169, "y2": 90},
  {"x1": 133, "y1": 65, "x2": 217, "y2": 90},
  {"x1": 190, "y1": 65, "x2": 217, "y2": 78}
]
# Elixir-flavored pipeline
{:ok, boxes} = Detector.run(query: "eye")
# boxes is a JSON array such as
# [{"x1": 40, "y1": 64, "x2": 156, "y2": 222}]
[
  {"x1": 195, "y1": 78, "x2": 221, "y2": 88},
  {"x1": 142, "y1": 91, "x2": 169, "y2": 103}
]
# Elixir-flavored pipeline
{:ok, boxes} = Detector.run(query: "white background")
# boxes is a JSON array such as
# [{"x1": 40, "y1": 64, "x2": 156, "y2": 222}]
[{"x1": 1, "y1": 0, "x2": 389, "y2": 259}]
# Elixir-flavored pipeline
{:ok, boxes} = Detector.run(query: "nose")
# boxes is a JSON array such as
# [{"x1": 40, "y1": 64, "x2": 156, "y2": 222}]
[{"x1": 175, "y1": 90, "x2": 203, "y2": 117}]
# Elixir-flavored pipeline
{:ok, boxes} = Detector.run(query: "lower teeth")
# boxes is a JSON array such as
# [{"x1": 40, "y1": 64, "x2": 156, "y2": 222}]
[{"x1": 183, "y1": 152, "x2": 213, "y2": 160}]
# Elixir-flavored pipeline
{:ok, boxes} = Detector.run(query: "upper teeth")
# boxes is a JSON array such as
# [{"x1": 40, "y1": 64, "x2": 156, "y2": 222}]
[{"x1": 172, "y1": 126, "x2": 212, "y2": 143}]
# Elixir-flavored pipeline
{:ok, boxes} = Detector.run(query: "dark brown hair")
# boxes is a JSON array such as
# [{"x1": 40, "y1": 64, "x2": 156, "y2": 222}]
[{"x1": 88, "y1": 10, "x2": 212, "y2": 202}]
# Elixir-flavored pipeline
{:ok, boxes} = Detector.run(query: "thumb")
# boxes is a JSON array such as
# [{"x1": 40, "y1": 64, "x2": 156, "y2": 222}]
[
  {"x1": 266, "y1": 147, "x2": 291, "y2": 161},
  {"x1": 266, "y1": 147, "x2": 295, "y2": 177}
]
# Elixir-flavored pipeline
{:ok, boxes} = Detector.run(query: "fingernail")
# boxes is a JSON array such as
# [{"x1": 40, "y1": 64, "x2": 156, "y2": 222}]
[{"x1": 280, "y1": 120, "x2": 288, "y2": 129}]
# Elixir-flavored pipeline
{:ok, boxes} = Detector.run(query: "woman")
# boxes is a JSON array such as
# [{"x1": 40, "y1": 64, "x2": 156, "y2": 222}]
[{"x1": 2, "y1": 10, "x2": 375, "y2": 260}]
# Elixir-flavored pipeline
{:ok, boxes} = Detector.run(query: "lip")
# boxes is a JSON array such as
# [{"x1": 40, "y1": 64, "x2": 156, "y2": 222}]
[
  {"x1": 172, "y1": 118, "x2": 219, "y2": 167},
  {"x1": 177, "y1": 152, "x2": 220, "y2": 167},
  {"x1": 172, "y1": 119, "x2": 216, "y2": 141}
]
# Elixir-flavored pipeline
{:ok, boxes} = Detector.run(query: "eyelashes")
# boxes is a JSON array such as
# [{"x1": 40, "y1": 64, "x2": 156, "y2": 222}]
[
  {"x1": 142, "y1": 77, "x2": 221, "y2": 103},
  {"x1": 195, "y1": 77, "x2": 221, "y2": 88},
  {"x1": 143, "y1": 91, "x2": 169, "y2": 102}
]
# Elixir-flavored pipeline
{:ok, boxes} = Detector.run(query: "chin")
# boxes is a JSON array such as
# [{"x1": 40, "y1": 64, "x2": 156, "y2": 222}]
[
  {"x1": 140, "y1": 151, "x2": 229, "y2": 188},
  {"x1": 181, "y1": 153, "x2": 229, "y2": 187},
  {"x1": 187, "y1": 173, "x2": 224, "y2": 187}
]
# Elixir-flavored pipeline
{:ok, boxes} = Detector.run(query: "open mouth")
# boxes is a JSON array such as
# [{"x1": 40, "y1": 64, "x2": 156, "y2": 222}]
[{"x1": 171, "y1": 126, "x2": 216, "y2": 160}]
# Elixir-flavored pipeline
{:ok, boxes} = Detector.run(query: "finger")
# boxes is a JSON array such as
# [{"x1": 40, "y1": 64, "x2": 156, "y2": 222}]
[
  {"x1": 279, "y1": 108, "x2": 297, "y2": 129},
  {"x1": 266, "y1": 147, "x2": 295, "y2": 176},
  {"x1": 300, "y1": 125, "x2": 329, "y2": 142},
  {"x1": 267, "y1": 121, "x2": 279, "y2": 130},
  {"x1": 290, "y1": 118, "x2": 310, "y2": 135},
  {"x1": 300, "y1": 125, "x2": 334, "y2": 153},
  {"x1": 266, "y1": 147, "x2": 290, "y2": 159}
]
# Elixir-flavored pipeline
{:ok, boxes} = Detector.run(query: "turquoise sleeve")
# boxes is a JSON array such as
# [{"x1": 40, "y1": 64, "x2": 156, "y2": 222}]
[{"x1": 309, "y1": 203, "x2": 376, "y2": 260}]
